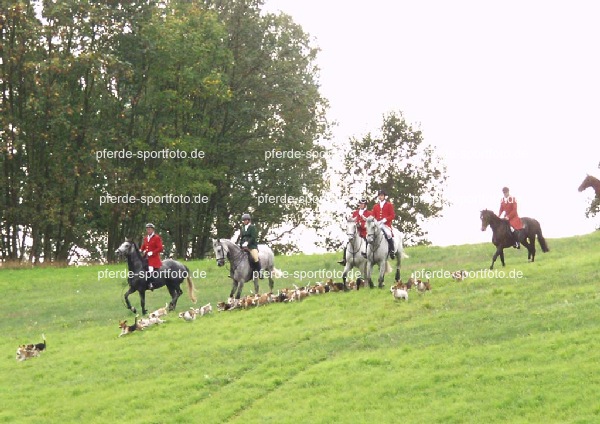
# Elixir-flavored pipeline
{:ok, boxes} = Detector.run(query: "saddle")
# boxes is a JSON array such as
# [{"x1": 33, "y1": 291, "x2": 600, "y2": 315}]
[{"x1": 241, "y1": 247, "x2": 262, "y2": 278}]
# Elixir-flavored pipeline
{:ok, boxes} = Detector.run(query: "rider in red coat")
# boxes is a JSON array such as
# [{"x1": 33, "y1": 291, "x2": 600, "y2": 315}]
[
  {"x1": 141, "y1": 223, "x2": 163, "y2": 288},
  {"x1": 352, "y1": 199, "x2": 372, "y2": 238},
  {"x1": 338, "y1": 199, "x2": 371, "y2": 265},
  {"x1": 498, "y1": 187, "x2": 523, "y2": 248},
  {"x1": 371, "y1": 189, "x2": 396, "y2": 259}
]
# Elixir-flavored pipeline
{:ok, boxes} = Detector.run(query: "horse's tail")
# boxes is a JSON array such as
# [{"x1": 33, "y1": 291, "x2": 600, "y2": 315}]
[
  {"x1": 185, "y1": 267, "x2": 197, "y2": 303},
  {"x1": 385, "y1": 261, "x2": 392, "y2": 274},
  {"x1": 394, "y1": 230, "x2": 409, "y2": 259},
  {"x1": 271, "y1": 268, "x2": 283, "y2": 278},
  {"x1": 537, "y1": 230, "x2": 550, "y2": 253}
]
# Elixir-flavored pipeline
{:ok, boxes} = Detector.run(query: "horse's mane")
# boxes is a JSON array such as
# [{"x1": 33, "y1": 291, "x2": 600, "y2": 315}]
[
  {"x1": 131, "y1": 240, "x2": 141, "y2": 255},
  {"x1": 481, "y1": 209, "x2": 500, "y2": 219},
  {"x1": 218, "y1": 238, "x2": 245, "y2": 256},
  {"x1": 122, "y1": 239, "x2": 145, "y2": 271},
  {"x1": 217, "y1": 238, "x2": 248, "y2": 263},
  {"x1": 129, "y1": 240, "x2": 145, "y2": 262},
  {"x1": 218, "y1": 238, "x2": 238, "y2": 249},
  {"x1": 481, "y1": 209, "x2": 511, "y2": 231}
]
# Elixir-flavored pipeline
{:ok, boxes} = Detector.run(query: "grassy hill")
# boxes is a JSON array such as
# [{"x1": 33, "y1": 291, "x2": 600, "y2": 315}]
[{"x1": 1, "y1": 232, "x2": 599, "y2": 423}]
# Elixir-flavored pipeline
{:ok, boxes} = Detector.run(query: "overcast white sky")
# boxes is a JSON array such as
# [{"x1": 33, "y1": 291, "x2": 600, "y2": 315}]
[{"x1": 264, "y1": 0, "x2": 600, "y2": 246}]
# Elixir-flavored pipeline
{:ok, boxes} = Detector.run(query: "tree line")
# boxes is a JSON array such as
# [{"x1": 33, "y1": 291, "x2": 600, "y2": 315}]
[
  {"x1": 0, "y1": 0, "x2": 447, "y2": 264},
  {"x1": 1, "y1": 0, "x2": 332, "y2": 263}
]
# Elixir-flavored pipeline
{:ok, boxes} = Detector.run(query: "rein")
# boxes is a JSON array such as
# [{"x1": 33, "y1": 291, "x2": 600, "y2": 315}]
[
  {"x1": 346, "y1": 225, "x2": 364, "y2": 261},
  {"x1": 218, "y1": 239, "x2": 246, "y2": 265},
  {"x1": 121, "y1": 242, "x2": 146, "y2": 286},
  {"x1": 216, "y1": 239, "x2": 227, "y2": 263},
  {"x1": 366, "y1": 223, "x2": 384, "y2": 261}
]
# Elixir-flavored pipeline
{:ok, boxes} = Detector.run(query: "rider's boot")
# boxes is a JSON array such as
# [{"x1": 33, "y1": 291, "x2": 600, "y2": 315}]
[
  {"x1": 513, "y1": 229, "x2": 521, "y2": 249},
  {"x1": 360, "y1": 237, "x2": 367, "y2": 258},
  {"x1": 387, "y1": 238, "x2": 395, "y2": 259},
  {"x1": 146, "y1": 268, "x2": 155, "y2": 290},
  {"x1": 337, "y1": 247, "x2": 347, "y2": 265},
  {"x1": 254, "y1": 259, "x2": 263, "y2": 279}
]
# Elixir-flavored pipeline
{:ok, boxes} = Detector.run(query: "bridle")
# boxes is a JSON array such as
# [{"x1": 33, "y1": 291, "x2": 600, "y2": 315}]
[
  {"x1": 346, "y1": 221, "x2": 364, "y2": 257},
  {"x1": 480, "y1": 212, "x2": 490, "y2": 231},
  {"x1": 115, "y1": 241, "x2": 145, "y2": 284},
  {"x1": 215, "y1": 240, "x2": 227, "y2": 266},
  {"x1": 366, "y1": 220, "x2": 383, "y2": 260}
]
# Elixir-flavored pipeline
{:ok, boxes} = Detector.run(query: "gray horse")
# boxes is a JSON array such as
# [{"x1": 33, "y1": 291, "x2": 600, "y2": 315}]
[
  {"x1": 364, "y1": 216, "x2": 408, "y2": 288},
  {"x1": 341, "y1": 218, "x2": 368, "y2": 289},
  {"x1": 212, "y1": 238, "x2": 280, "y2": 301}
]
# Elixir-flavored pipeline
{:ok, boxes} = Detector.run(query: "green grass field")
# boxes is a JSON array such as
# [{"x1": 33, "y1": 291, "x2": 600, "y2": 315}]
[{"x1": 1, "y1": 232, "x2": 599, "y2": 423}]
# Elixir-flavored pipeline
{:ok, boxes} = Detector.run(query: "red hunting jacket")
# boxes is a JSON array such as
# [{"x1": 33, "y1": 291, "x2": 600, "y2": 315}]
[
  {"x1": 499, "y1": 196, "x2": 523, "y2": 230},
  {"x1": 371, "y1": 201, "x2": 395, "y2": 229},
  {"x1": 141, "y1": 233, "x2": 163, "y2": 268},
  {"x1": 351, "y1": 209, "x2": 373, "y2": 238}
]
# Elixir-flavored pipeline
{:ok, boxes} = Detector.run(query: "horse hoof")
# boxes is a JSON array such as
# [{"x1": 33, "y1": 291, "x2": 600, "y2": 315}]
[{"x1": 131, "y1": 307, "x2": 137, "y2": 314}]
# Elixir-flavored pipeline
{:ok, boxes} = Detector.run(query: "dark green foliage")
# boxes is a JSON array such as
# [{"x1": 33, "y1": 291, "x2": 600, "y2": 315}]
[
  {"x1": 339, "y1": 111, "x2": 448, "y2": 245},
  {"x1": 0, "y1": 0, "x2": 329, "y2": 263}
]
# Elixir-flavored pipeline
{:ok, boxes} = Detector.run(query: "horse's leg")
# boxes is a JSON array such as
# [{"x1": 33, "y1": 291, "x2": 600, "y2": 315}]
[
  {"x1": 528, "y1": 234, "x2": 536, "y2": 262},
  {"x1": 268, "y1": 271, "x2": 274, "y2": 292},
  {"x1": 490, "y1": 247, "x2": 500, "y2": 270},
  {"x1": 253, "y1": 275, "x2": 260, "y2": 294},
  {"x1": 167, "y1": 283, "x2": 181, "y2": 311},
  {"x1": 236, "y1": 280, "x2": 244, "y2": 300},
  {"x1": 139, "y1": 289, "x2": 148, "y2": 315},
  {"x1": 499, "y1": 248, "x2": 506, "y2": 267},
  {"x1": 229, "y1": 280, "x2": 238, "y2": 300},
  {"x1": 378, "y1": 261, "x2": 386, "y2": 288},
  {"x1": 365, "y1": 261, "x2": 374, "y2": 288},
  {"x1": 395, "y1": 253, "x2": 401, "y2": 282},
  {"x1": 342, "y1": 263, "x2": 351, "y2": 290},
  {"x1": 124, "y1": 286, "x2": 137, "y2": 314}
]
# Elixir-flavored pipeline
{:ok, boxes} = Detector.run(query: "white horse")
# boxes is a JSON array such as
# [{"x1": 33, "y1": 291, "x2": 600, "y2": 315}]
[
  {"x1": 212, "y1": 238, "x2": 281, "y2": 301},
  {"x1": 341, "y1": 218, "x2": 368, "y2": 289},
  {"x1": 364, "y1": 216, "x2": 408, "y2": 288}
]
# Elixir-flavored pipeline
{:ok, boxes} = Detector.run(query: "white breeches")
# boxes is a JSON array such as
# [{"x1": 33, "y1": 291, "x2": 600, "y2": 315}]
[{"x1": 379, "y1": 222, "x2": 392, "y2": 238}]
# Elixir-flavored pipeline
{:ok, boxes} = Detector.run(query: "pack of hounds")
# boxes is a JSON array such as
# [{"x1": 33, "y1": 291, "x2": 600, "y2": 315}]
[
  {"x1": 390, "y1": 270, "x2": 466, "y2": 301},
  {"x1": 390, "y1": 276, "x2": 431, "y2": 301},
  {"x1": 118, "y1": 302, "x2": 213, "y2": 337},
  {"x1": 17, "y1": 270, "x2": 467, "y2": 352},
  {"x1": 215, "y1": 278, "x2": 356, "y2": 311},
  {"x1": 214, "y1": 274, "x2": 441, "y2": 310}
]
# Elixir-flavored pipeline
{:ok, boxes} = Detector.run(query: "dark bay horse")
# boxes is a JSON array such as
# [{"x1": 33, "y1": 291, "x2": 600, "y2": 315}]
[
  {"x1": 578, "y1": 174, "x2": 600, "y2": 217},
  {"x1": 480, "y1": 210, "x2": 549, "y2": 269},
  {"x1": 115, "y1": 239, "x2": 196, "y2": 315},
  {"x1": 578, "y1": 174, "x2": 600, "y2": 197}
]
